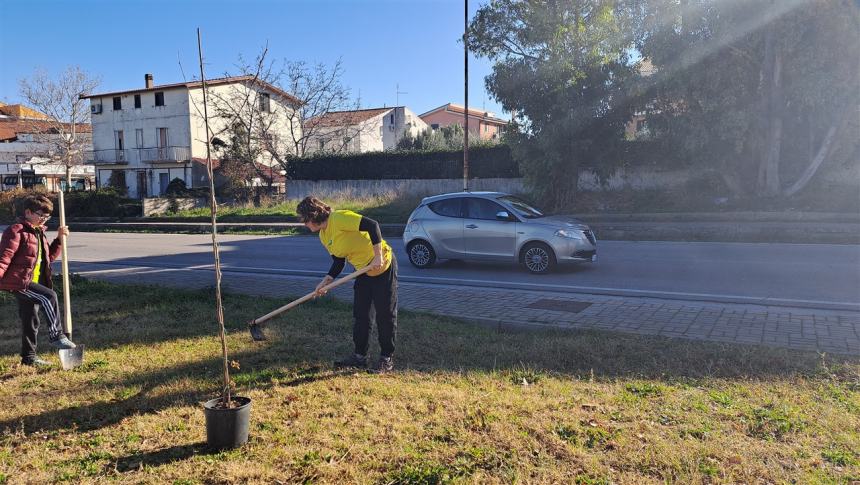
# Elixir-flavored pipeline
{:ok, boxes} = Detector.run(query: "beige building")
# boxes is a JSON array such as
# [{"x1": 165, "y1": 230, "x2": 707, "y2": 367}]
[{"x1": 419, "y1": 103, "x2": 508, "y2": 141}]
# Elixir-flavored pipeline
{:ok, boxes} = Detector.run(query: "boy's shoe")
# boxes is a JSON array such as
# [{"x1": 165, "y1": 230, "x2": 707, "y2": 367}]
[
  {"x1": 334, "y1": 353, "x2": 368, "y2": 369},
  {"x1": 371, "y1": 356, "x2": 394, "y2": 374},
  {"x1": 49, "y1": 336, "x2": 77, "y2": 350},
  {"x1": 21, "y1": 356, "x2": 52, "y2": 368}
]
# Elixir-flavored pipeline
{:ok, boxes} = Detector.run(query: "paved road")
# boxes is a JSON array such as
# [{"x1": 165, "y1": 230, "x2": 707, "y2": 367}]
[{"x1": 64, "y1": 232, "x2": 860, "y2": 310}]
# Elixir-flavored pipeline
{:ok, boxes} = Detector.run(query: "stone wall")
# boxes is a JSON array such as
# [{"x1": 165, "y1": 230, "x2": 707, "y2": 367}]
[{"x1": 143, "y1": 197, "x2": 207, "y2": 216}]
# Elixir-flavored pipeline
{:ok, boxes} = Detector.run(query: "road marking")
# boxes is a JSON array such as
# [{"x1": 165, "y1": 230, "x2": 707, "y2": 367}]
[{"x1": 67, "y1": 259, "x2": 860, "y2": 312}]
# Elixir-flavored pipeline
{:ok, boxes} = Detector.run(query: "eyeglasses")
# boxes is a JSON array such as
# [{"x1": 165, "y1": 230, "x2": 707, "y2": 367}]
[{"x1": 33, "y1": 211, "x2": 51, "y2": 219}]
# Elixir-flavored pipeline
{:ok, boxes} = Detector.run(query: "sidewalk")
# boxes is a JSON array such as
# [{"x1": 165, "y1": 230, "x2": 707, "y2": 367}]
[{"x1": 69, "y1": 261, "x2": 860, "y2": 355}]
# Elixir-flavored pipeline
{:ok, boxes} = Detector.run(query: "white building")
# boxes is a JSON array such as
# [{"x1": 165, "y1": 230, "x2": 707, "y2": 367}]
[
  {"x1": 305, "y1": 106, "x2": 428, "y2": 155},
  {"x1": 83, "y1": 74, "x2": 301, "y2": 198}
]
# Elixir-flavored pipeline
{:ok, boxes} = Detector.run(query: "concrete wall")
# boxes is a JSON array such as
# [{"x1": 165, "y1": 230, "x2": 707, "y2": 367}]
[
  {"x1": 286, "y1": 178, "x2": 525, "y2": 200},
  {"x1": 286, "y1": 161, "x2": 860, "y2": 200},
  {"x1": 578, "y1": 164, "x2": 860, "y2": 192},
  {"x1": 143, "y1": 197, "x2": 207, "y2": 216}
]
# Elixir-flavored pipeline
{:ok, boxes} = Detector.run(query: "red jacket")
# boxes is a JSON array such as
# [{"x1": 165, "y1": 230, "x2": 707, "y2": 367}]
[{"x1": 0, "y1": 219, "x2": 62, "y2": 291}]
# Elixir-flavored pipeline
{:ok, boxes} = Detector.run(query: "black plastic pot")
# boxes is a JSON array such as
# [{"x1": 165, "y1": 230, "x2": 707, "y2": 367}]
[{"x1": 203, "y1": 396, "x2": 252, "y2": 450}]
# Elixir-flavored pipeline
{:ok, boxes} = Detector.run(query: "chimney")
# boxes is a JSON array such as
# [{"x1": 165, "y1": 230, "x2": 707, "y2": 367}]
[{"x1": 145, "y1": 73, "x2": 154, "y2": 89}]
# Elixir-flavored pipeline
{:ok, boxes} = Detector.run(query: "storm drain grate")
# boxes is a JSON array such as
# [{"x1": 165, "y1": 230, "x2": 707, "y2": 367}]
[{"x1": 526, "y1": 299, "x2": 593, "y2": 313}]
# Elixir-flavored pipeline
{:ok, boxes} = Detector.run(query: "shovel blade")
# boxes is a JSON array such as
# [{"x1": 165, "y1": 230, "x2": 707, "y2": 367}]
[
  {"x1": 249, "y1": 323, "x2": 267, "y2": 342},
  {"x1": 59, "y1": 345, "x2": 84, "y2": 370}
]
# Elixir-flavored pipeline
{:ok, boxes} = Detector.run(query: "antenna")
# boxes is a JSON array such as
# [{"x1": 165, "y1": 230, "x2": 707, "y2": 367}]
[{"x1": 396, "y1": 83, "x2": 408, "y2": 106}]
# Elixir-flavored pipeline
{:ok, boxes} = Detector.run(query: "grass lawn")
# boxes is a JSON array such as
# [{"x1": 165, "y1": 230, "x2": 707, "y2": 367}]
[
  {"x1": 167, "y1": 194, "x2": 422, "y2": 224},
  {"x1": 0, "y1": 279, "x2": 858, "y2": 484}
]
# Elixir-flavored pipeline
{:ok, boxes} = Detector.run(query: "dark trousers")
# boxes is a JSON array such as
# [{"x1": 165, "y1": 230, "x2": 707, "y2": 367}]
[
  {"x1": 13, "y1": 282, "x2": 62, "y2": 360},
  {"x1": 352, "y1": 257, "x2": 398, "y2": 357}
]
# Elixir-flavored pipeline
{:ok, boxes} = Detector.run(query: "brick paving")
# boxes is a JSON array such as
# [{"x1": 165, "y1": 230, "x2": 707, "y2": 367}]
[{"x1": 69, "y1": 261, "x2": 860, "y2": 355}]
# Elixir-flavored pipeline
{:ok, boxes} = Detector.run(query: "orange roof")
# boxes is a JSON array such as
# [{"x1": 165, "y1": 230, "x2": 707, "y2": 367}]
[
  {"x1": 0, "y1": 119, "x2": 91, "y2": 142},
  {"x1": 82, "y1": 75, "x2": 302, "y2": 107},
  {"x1": 306, "y1": 107, "x2": 392, "y2": 128},
  {"x1": 420, "y1": 103, "x2": 508, "y2": 124},
  {"x1": 0, "y1": 103, "x2": 51, "y2": 120}
]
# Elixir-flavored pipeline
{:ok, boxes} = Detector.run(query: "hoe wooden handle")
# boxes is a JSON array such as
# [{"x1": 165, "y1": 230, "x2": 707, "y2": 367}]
[
  {"x1": 58, "y1": 190, "x2": 73, "y2": 336},
  {"x1": 250, "y1": 265, "x2": 373, "y2": 325}
]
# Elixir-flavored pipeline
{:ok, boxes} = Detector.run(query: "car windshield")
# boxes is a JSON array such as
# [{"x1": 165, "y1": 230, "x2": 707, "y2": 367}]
[{"x1": 498, "y1": 196, "x2": 544, "y2": 219}]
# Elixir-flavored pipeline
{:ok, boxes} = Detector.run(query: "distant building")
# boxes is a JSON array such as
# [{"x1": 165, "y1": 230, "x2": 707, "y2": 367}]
[
  {"x1": 419, "y1": 103, "x2": 508, "y2": 141},
  {"x1": 305, "y1": 106, "x2": 427, "y2": 154},
  {"x1": 0, "y1": 103, "x2": 94, "y2": 191},
  {"x1": 82, "y1": 74, "x2": 301, "y2": 198}
]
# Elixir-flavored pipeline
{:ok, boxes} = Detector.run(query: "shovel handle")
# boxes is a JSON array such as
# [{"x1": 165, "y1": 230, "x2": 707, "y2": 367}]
[
  {"x1": 250, "y1": 265, "x2": 373, "y2": 325},
  {"x1": 58, "y1": 190, "x2": 72, "y2": 336}
]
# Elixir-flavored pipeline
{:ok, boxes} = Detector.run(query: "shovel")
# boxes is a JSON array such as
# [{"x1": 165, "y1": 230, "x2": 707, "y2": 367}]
[
  {"x1": 56, "y1": 189, "x2": 84, "y2": 370},
  {"x1": 249, "y1": 265, "x2": 373, "y2": 341}
]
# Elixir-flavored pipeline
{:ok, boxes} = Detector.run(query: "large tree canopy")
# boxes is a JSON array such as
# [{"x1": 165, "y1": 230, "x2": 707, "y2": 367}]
[
  {"x1": 470, "y1": 0, "x2": 859, "y2": 206},
  {"x1": 636, "y1": 0, "x2": 860, "y2": 197},
  {"x1": 468, "y1": 0, "x2": 639, "y2": 208}
]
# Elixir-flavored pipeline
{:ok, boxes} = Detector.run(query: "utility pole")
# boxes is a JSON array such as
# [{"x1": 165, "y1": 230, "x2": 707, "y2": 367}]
[{"x1": 463, "y1": 0, "x2": 469, "y2": 191}]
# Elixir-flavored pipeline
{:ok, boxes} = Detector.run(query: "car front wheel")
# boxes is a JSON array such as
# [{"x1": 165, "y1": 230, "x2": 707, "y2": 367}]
[
  {"x1": 521, "y1": 242, "x2": 556, "y2": 274},
  {"x1": 407, "y1": 240, "x2": 436, "y2": 268}
]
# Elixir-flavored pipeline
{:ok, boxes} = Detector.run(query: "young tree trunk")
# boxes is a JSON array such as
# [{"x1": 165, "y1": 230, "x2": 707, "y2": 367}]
[{"x1": 782, "y1": 117, "x2": 842, "y2": 197}]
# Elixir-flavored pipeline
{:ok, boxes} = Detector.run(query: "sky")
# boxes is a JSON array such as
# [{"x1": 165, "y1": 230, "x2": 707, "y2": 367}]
[{"x1": 0, "y1": 0, "x2": 507, "y2": 119}]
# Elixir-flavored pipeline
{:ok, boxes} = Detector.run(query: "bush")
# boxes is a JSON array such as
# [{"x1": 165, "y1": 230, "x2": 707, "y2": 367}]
[
  {"x1": 0, "y1": 188, "x2": 49, "y2": 222},
  {"x1": 63, "y1": 189, "x2": 141, "y2": 218},
  {"x1": 0, "y1": 188, "x2": 140, "y2": 221},
  {"x1": 164, "y1": 178, "x2": 188, "y2": 196}
]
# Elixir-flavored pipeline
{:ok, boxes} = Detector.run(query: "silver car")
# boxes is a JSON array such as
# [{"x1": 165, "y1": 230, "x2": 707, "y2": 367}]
[{"x1": 402, "y1": 192, "x2": 597, "y2": 274}]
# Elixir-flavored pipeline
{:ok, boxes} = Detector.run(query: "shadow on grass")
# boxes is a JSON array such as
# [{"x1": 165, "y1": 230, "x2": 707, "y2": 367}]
[
  {"x1": 113, "y1": 443, "x2": 214, "y2": 473},
  {"x1": 1, "y1": 279, "x2": 857, "y2": 439},
  {"x1": 0, "y1": 339, "x2": 359, "y2": 436}
]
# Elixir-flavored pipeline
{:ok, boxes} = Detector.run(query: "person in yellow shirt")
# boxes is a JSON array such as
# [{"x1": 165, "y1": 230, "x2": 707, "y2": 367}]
[{"x1": 297, "y1": 196, "x2": 397, "y2": 373}]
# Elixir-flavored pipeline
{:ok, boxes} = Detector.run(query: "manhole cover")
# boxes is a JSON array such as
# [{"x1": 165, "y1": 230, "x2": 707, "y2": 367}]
[{"x1": 526, "y1": 299, "x2": 592, "y2": 313}]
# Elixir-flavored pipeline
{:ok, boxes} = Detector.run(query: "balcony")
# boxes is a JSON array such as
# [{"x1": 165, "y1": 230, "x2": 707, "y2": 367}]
[
  {"x1": 140, "y1": 146, "x2": 191, "y2": 164},
  {"x1": 90, "y1": 149, "x2": 129, "y2": 165},
  {"x1": 87, "y1": 146, "x2": 191, "y2": 165}
]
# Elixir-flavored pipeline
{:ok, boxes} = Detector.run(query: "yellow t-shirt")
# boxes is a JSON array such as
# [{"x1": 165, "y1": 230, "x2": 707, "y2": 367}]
[{"x1": 319, "y1": 210, "x2": 392, "y2": 277}]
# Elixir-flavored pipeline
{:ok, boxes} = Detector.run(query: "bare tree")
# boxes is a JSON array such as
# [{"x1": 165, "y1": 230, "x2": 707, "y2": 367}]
[
  {"x1": 18, "y1": 66, "x2": 100, "y2": 190},
  {"x1": 204, "y1": 47, "x2": 364, "y2": 193}
]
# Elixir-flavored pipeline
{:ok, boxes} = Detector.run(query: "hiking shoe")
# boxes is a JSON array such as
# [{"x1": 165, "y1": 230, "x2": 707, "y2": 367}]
[
  {"x1": 372, "y1": 356, "x2": 394, "y2": 374},
  {"x1": 49, "y1": 336, "x2": 77, "y2": 350},
  {"x1": 21, "y1": 356, "x2": 52, "y2": 368},
  {"x1": 334, "y1": 353, "x2": 368, "y2": 369}
]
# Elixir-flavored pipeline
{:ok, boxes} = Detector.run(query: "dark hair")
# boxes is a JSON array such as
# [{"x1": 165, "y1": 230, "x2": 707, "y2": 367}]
[
  {"x1": 296, "y1": 196, "x2": 331, "y2": 224},
  {"x1": 17, "y1": 194, "x2": 53, "y2": 217}
]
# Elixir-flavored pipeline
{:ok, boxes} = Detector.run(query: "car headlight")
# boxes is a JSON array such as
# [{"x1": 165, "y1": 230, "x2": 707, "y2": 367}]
[{"x1": 554, "y1": 229, "x2": 583, "y2": 240}]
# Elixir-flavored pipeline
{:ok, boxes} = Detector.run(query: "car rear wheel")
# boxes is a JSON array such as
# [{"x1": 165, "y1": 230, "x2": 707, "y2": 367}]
[
  {"x1": 521, "y1": 242, "x2": 556, "y2": 274},
  {"x1": 407, "y1": 240, "x2": 436, "y2": 268}
]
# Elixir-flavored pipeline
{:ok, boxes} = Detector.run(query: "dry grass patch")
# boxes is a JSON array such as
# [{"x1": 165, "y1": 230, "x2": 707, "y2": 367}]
[
  {"x1": 168, "y1": 192, "x2": 422, "y2": 224},
  {"x1": 0, "y1": 279, "x2": 858, "y2": 484}
]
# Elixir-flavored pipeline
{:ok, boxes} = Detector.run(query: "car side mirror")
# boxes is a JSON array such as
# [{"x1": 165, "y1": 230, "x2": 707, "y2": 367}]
[{"x1": 496, "y1": 211, "x2": 511, "y2": 221}]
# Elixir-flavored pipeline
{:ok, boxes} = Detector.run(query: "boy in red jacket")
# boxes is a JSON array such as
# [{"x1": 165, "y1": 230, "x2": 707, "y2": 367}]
[{"x1": 0, "y1": 194, "x2": 75, "y2": 367}]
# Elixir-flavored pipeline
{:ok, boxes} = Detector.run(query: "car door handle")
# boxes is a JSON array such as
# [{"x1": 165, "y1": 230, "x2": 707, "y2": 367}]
[{"x1": 466, "y1": 224, "x2": 478, "y2": 229}]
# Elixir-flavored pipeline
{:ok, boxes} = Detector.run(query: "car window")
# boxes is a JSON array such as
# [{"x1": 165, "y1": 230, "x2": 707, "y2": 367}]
[
  {"x1": 497, "y1": 195, "x2": 544, "y2": 219},
  {"x1": 428, "y1": 198, "x2": 463, "y2": 218},
  {"x1": 465, "y1": 198, "x2": 507, "y2": 220}
]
